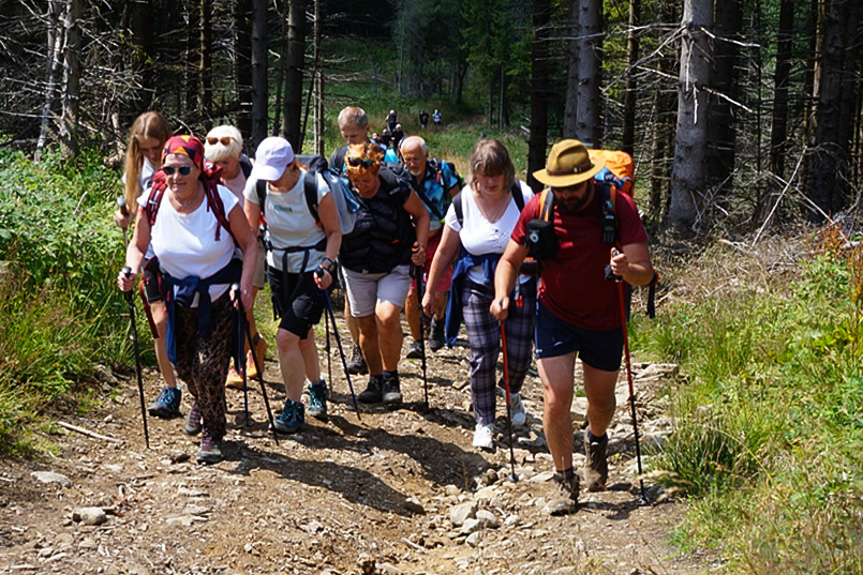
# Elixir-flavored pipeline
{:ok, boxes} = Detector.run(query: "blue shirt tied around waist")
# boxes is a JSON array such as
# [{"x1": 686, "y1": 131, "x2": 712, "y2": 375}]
[
  {"x1": 444, "y1": 249, "x2": 501, "y2": 347},
  {"x1": 161, "y1": 258, "x2": 242, "y2": 366}
]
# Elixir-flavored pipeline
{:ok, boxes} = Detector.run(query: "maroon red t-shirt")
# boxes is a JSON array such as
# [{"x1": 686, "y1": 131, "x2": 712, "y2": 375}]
[{"x1": 511, "y1": 188, "x2": 648, "y2": 330}]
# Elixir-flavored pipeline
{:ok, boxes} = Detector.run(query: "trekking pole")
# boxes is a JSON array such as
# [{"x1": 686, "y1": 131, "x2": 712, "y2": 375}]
[
  {"x1": 325, "y1": 302, "x2": 333, "y2": 400},
  {"x1": 315, "y1": 270, "x2": 361, "y2": 421},
  {"x1": 610, "y1": 251, "x2": 648, "y2": 504},
  {"x1": 122, "y1": 267, "x2": 150, "y2": 449},
  {"x1": 231, "y1": 285, "x2": 251, "y2": 426},
  {"x1": 117, "y1": 197, "x2": 129, "y2": 246},
  {"x1": 498, "y1": 322, "x2": 518, "y2": 483},
  {"x1": 412, "y1": 243, "x2": 430, "y2": 410},
  {"x1": 231, "y1": 284, "x2": 279, "y2": 444}
]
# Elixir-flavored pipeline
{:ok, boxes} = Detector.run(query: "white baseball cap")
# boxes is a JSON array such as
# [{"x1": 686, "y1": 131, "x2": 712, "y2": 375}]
[{"x1": 251, "y1": 136, "x2": 295, "y2": 181}]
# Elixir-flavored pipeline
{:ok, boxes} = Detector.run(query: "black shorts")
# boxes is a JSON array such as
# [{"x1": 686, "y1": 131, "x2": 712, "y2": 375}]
[
  {"x1": 267, "y1": 267, "x2": 325, "y2": 338},
  {"x1": 534, "y1": 302, "x2": 623, "y2": 371},
  {"x1": 142, "y1": 256, "x2": 163, "y2": 303}
]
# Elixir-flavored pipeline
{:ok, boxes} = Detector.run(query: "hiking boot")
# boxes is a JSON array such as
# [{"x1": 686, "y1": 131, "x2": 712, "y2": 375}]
[
  {"x1": 148, "y1": 387, "x2": 182, "y2": 419},
  {"x1": 428, "y1": 317, "x2": 445, "y2": 352},
  {"x1": 382, "y1": 373, "x2": 403, "y2": 406},
  {"x1": 358, "y1": 375, "x2": 383, "y2": 404},
  {"x1": 225, "y1": 366, "x2": 245, "y2": 389},
  {"x1": 307, "y1": 380, "x2": 328, "y2": 420},
  {"x1": 197, "y1": 430, "x2": 223, "y2": 464},
  {"x1": 273, "y1": 399, "x2": 305, "y2": 434},
  {"x1": 545, "y1": 472, "x2": 580, "y2": 516},
  {"x1": 472, "y1": 422, "x2": 494, "y2": 450},
  {"x1": 184, "y1": 399, "x2": 203, "y2": 436},
  {"x1": 510, "y1": 392, "x2": 527, "y2": 427},
  {"x1": 346, "y1": 346, "x2": 368, "y2": 375},
  {"x1": 405, "y1": 340, "x2": 423, "y2": 359},
  {"x1": 584, "y1": 430, "x2": 609, "y2": 492}
]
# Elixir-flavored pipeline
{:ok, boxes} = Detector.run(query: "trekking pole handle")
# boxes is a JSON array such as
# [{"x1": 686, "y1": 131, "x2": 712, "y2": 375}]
[
  {"x1": 117, "y1": 196, "x2": 129, "y2": 217},
  {"x1": 121, "y1": 266, "x2": 134, "y2": 302},
  {"x1": 605, "y1": 248, "x2": 623, "y2": 283},
  {"x1": 230, "y1": 282, "x2": 241, "y2": 304}
]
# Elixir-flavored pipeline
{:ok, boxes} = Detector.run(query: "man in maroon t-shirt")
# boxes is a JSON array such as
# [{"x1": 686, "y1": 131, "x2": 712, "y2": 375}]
[{"x1": 491, "y1": 140, "x2": 654, "y2": 515}]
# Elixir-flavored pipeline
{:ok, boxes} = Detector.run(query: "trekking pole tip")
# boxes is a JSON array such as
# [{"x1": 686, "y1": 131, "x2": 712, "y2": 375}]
[{"x1": 507, "y1": 472, "x2": 519, "y2": 483}]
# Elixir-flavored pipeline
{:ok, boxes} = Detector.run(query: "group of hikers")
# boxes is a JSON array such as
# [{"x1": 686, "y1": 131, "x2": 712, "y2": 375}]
[{"x1": 114, "y1": 105, "x2": 654, "y2": 515}]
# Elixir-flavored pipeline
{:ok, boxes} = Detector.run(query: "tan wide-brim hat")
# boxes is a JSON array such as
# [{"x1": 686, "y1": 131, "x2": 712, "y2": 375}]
[{"x1": 533, "y1": 139, "x2": 605, "y2": 187}]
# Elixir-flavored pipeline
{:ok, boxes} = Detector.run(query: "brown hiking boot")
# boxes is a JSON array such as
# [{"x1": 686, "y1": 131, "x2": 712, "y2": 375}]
[
  {"x1": 583, "y1": 429, "x2": 609, "y2": 492},
  {"x1": 544, "y1": 472, "x2": 580, "y2": 516}
]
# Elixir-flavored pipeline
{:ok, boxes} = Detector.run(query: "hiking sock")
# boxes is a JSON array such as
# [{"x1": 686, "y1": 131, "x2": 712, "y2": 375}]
[{"x1": 587, "y1": 430, "x2": 608, "y2": 444}]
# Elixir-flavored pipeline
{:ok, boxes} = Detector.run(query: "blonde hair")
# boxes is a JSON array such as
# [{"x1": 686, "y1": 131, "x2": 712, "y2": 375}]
[
  {"x1": 467, "y1": 139, "x2": 515, "y2": 191},
  {"x1": 204, "y1": 125, "x2": 243, "y2": 163},
  {"x1": 123, "y1": 111, "x2": 172, "y2": 209},
  {"x1": 344, "y1": 141, "x2": 384, "y2": 179}
]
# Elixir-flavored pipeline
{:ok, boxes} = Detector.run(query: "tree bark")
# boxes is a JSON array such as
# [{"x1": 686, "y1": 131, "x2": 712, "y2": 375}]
[
  {"x1": 35, "y1": 0, "x2": 63, "y2": 162},
  {"x1": 769, "y1": 0, "x2": 794, "y2": 178},
  {"x1": 621, "y1": 0, "x2": 640, "y2": 157},
  {"x1": 235, "y1": 0, "x2": 253, "y2": 150},
  {"x1": 528, "y1": 0, "x2": 550, "y2": 193},
  {"x1": 251, "y1": 0, "x2": 269, "y2": 148},
  {"x1": 199, "y1": 0, "x2": 212, "y2": 131},
  {"x1": 649, "y1": 0, "x2": 678, "y2": 223},
  {"x1": 706, "y1": 0, "x2": 742, "y2": 196},
  {"x1": 563, "y1": 0, "x2": 579, "y2": 138},
  {"x1": 283, "y1": 0, "x2": 306, "y2": 150},
  {"x1": 575, "y1": 0, "x2": 602, "y2": 146},
  {"x1": 59, "y1": 0, "x2": 82, "y2": 158},
  {"x1": 185, "y1": 0, "x2": 200, "y2": 119},
  {"x1": 669, "y1": 0, "x2": 714, "y2": 233}
]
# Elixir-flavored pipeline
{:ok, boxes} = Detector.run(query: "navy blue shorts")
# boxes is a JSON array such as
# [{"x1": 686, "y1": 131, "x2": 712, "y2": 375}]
[
  {"x1": 267, "y1": 268, "x2": 325, "y2": 338},
  {"x1": 534, "y1": 303, "x2": 623, "y2": 371}
]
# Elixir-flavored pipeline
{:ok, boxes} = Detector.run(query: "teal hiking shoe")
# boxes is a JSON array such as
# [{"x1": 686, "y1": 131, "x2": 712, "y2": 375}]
[
  {"x1": 307, "y1": 380, "x2": 328, "y2": 420},
  {"x1": 274, "y1": 399, "x2": 305, "y2": 434},
  {"x1": 184, "y1": 399, "x2": 203, "y2": 436},
  {"x1": 148, "y1": 387, "x2": 182, "y2": 419}
]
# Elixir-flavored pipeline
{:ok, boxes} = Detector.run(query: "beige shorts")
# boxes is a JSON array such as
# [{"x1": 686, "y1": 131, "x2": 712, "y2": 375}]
[{"x1": 342, "y1": 265, "x2": 411, "y2": 317}]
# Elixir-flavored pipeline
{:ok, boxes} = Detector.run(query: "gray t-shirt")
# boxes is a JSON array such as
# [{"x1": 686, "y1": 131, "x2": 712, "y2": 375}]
[{"x1": 243, "y1": 170, "x2": 329, "y2": 273}]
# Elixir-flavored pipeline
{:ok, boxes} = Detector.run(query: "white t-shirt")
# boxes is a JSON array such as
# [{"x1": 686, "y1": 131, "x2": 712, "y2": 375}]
[
  {"x1": 444, "y1": 180, "x2": 533, "y2": 285},
  {"x1": 139, "y1": 184, "x2": 239, "y2": 303},
  {"x1": 243, "y1": 169, "x2": 329, "y2": 273}
]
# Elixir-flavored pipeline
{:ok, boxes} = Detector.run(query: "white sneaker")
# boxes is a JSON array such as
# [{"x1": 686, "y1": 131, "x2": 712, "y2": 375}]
[
  {"x1": 510, "y1": 392, "x2": 527, "y2": 427},
  {"x1": 472, "y1": 423, "x2": 494, "y2": 450}
]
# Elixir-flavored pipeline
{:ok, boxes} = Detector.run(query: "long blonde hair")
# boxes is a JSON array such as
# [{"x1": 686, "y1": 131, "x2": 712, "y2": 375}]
[{"x1": 123, "y1": 111, "x2": 172, "y2": 208}]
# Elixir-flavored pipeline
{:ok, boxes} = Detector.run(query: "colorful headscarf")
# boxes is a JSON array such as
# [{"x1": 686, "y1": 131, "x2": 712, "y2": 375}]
[{"x1": 162, "y1": 135, "x2": 205, "y2": 172}]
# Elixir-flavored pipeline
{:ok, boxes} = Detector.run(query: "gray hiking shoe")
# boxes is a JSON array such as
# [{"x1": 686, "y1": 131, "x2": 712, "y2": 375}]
[
  {"x1": 584, "y1": 430, "x2": 609, "y2": 492},
  {"x1": 428, "y1": 317, "x2": 445, "y2": 352},
  {"x1": 544, "y1": 472, "x2": 580, "y2": 516},
  {"x1": 148, "y1": 387, "x2": 182, "y2": 419},
  {"x1": 405, "y1": 340, "x2": 423, "y2": 359},
  {"x1": 184, "y1": 399, "x2": 203, "y2": 436},
  {"x1": 307, "y1": 380, "x2": 328, "y2": 420},
  {"x1": 382, "y1": 372, "x2": 402, "y2": 406},
  {"x1": 197, "y1": 430, "x2": 222, "y2": 464},
  {"x1": 346, "y1": 346, "x2": 368, "y2": 375},
  {"x1": 358, "y1": 374, "x2": 383, "y2": 404}
]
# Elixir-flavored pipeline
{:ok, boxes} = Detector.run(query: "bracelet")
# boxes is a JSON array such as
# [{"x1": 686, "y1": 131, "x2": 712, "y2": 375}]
[{"x1": 320, "y1": 258, "x2": 335, "y2": 272}]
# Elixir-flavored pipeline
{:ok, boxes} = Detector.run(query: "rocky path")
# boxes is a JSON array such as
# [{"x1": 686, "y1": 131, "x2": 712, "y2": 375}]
[{"x1": 0, "y1": 319, "x2": 710, "y2": 575}]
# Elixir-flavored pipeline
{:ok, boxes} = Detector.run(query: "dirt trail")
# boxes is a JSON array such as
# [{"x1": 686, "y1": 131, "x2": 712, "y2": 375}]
[{"x1": 0, "y1": 315, "x2": 711, "y2": 575}]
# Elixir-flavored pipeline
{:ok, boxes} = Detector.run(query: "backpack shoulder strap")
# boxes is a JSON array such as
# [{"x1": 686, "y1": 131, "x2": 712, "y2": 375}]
[
  {"x1": 255, "y1": 179, "x2": 267, "y2": 217},
  {"x1": 304, "y1": 170, "x2": 320, "y2": 224},
  {"x1": 538, "y1": 188, "x2": 554, "y2": 221},
  {"x1": 239, "y1": 156, "x2": 253, "y2": 178},
  {"x1": 145, "y1": 172, "x2": 167, "y2": 227},
  {"x1": 597, "y1": 180, "x2": 617, "y2": 245},
  {"x1": 511, "y1": 179, "x2": 525, "y2": 212},
  {"x1": 452, "y1": 191, "x2": 464, "y2": 228}
]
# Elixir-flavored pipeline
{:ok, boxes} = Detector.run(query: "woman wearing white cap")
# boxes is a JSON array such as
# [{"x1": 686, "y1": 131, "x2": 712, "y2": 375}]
[{"x1": 243, "y1": 137, "x2": 341, "y2": 433}]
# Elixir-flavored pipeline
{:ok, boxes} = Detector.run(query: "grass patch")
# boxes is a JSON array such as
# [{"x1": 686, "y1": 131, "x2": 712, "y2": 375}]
[{"x1": 634, "y1": 234, "x2": 863, "y2": 572}]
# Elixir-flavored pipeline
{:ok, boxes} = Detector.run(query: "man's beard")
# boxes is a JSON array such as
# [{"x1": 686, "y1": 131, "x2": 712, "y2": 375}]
[{"x1": 557, "y1": 194, "x2": 588, "y2": 214}]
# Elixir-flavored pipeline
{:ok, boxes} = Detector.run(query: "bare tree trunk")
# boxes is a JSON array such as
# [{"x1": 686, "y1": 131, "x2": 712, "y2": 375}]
[
  {"x1": 35, "y1": 0, "x2": 63, "y2": 162},
  {"x1": 283, "y1": 0, "x2": 306, "y2": 150},
  {"x1": 649, "y1": 0, "x2": 678, "y2": 223},
  {"x1": 273, "y1": 0, "x2": 287, "y2": 136},
  {"x1": 563, "y1": 0, "x2": 579, "y2": 138},
  {"x1": 125, "y1": 0, "x2": 154, "y2": 119},
  {"x1": 769, "y1": 0, "x2": 794, "y2": 178},
  {"x1": 235, "y1": 0, "x2": 253, "y2": 148},
  {"x1": 185, "y1": 0, "x2": 200, "y2": 119},
  {"x1": 313, "y1": 0, "x2": 324, "y2": 156},
  {"x1": 575, "y1": 0, "x2": 602, "y2": 146},
  {"x1": 199, "y1": 0, "x2": 212, "y2": 130},
  {"x1": 706, "y1": 0, "x2": 742, "y2": 196},
  {"x1": 528, "y1": 0, "x2": 550, "y2": 193},
  {"x1": 58, "y1": 0, "x2": 82, "y2": 158},
  {"x1": 251, "y1": 0, "x2": 269, "y2": 148},
  {"x1": 669, "y1": 0, "x2": 714, "y2": 233},
  {"x1": 621, "y1": 0, "x2": 640, "y2": 157}
]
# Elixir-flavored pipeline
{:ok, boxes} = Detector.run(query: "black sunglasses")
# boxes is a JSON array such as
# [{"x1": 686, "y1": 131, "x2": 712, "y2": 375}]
[
  {"x1": 347, "y1": 157, "x2": 375, "y2": 168},
  {"x1": 206, "y1": 136, "x2": 233, "y2": 146},
  {"x1": 163, "y1": 165, "x2": 193, "y2": 176}
]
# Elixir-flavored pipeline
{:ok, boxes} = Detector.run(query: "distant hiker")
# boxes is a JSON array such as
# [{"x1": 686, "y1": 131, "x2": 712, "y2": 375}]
[
  {"x1": 391, "y1": 123, "x2": 405, "y2": 151},
  {"x1": 432, "y1": 109, "x2": 442, "y2": 127},
  {"x1": 118, "y1": 135, "x2": 258, "y2": 464},
  {"x1": 341, "y1": 141, "x2": 430, "y2": 407},
  {"x1": 384, "y1": 143, "x2": 399, "y2": 164},
  {"x1": 423, "y1": 139, "x2": 534, "y2": 451},
  {"x1": 419, "y1": 109, "x2": 429, "y2": 129},
  {"x1": 204, "y1": 126, "x2": 267, "y2": 390},
  {"x1": 112, "y1": 111, "x2": 182, "y2": 420},
  {"x1": 329, "y1": 106, "x2": 372, "y2": 376},
  {"x1": 491, "y1": 139, "x2": 654, "y2": 514},
  {"x1": 243, "y1": 137, "x2": 341, "y2": 432},
  {"x1": 400, "y1": 136, "x2": 460, "y2": 359},
  {"x1": 386, "y1": 109, "x2": 398, "y2": 133}
]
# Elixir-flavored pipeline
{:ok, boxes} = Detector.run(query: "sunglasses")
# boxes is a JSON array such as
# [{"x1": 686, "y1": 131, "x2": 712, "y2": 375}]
[
  {"x1": 347, "y1": 157, "x2": 375, "y2": 168},
  {"x1": 206, "y1": 136, "x2": 233, "y2": 146},
  {"x1": 163, "y1": 165, "x2": 193, "y2": 176}
]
